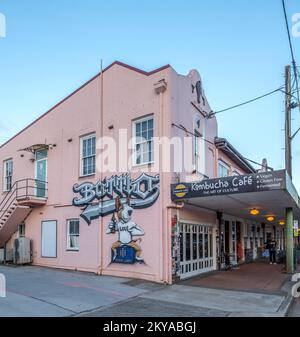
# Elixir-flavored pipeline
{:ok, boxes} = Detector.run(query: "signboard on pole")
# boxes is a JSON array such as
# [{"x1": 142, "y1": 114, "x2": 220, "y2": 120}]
[{"x1": 294, "y1": 220, "x2": 299, "y2": 237}]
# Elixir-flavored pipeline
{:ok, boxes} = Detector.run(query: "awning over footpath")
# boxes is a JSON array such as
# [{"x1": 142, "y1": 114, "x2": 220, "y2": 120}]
[{"x1": 171, "y1": 170, "x2": 300, "y2": 223}]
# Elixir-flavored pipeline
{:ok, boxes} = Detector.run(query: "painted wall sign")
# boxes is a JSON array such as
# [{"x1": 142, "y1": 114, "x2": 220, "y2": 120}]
[
  {"x1": 106, "y1": 197, "x2": 145, "y2": 264},
  {"x1": 73, "y1": 173, "x2": 160, "y2": 224},
  {"x1": 171, "y1": 170, "x2": 286, "y2": 200}
]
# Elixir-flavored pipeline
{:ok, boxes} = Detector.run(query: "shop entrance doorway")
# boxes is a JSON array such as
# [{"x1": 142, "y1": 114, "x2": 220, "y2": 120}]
[
  {"x1": 179, "y1": 222, "x2": 214, "y2": 279},
  {"x1": 223, "y1": 220, "x2": 238, "y2": 266}
]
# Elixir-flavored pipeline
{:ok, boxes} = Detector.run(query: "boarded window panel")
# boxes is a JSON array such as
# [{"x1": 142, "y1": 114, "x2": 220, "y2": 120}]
[{"x1": 41, "y1": 221, "x2": 57, "y2": 258}]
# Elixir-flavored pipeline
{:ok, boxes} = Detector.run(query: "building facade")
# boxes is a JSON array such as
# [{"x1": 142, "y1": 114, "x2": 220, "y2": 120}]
[{"x1": 0, "y1": 61, "x2": 289, "y2": 283}]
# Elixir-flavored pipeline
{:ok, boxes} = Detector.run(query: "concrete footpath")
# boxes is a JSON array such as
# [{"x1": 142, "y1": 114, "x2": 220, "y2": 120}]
[{"x1": 0, "y1": 264, "x2": 295, "y2": 317}]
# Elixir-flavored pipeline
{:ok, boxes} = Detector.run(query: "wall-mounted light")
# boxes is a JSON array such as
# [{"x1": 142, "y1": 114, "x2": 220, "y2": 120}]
[
  {"x1": 267, "y1": 216, "x2": 275, "y2": 222},
  {"x1": 250, "y1": 208, "x2": 260, "y2": 216},
  {"x1": 279, "y1": 221, "x2": 285, "y2": 226}
]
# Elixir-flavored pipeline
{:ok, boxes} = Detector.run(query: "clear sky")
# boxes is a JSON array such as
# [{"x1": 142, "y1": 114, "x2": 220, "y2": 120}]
[{"x1": 0, "y1": 1, "x2": 300, "y2": 187}]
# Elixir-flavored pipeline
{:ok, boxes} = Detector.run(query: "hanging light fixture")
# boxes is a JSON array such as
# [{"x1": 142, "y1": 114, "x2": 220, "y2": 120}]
[
  {"x1": 279, "y1": 220, "x2": 285, "y2": 226},
  {"x1": 267, "y1": 216, "x2": 275, "y2": 222},
  {"x1": 250, "y1": 208, "x2": 260, "y2": 216}
]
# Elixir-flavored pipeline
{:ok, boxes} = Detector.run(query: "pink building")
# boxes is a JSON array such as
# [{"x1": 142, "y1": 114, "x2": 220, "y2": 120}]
[{"x1": 0, "y1": 61, "x2": 297, "y2": 283}]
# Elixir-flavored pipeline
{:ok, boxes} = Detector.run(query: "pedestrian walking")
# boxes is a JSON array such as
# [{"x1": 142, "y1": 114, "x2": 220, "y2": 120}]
[{"x1": 265, "y1": 239, "x2": 277, "y2": 264}]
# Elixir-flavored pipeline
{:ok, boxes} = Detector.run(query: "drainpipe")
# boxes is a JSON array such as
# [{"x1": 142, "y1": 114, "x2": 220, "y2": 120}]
[
  {"x1": 286, "y1": 207, "x2": 294, "y2": 274},
  {"x1": 98, "y1": 60, "x2": 104, "y2": 275},
  {"x1": 154, "y1": 80, "x2": 167, "y2": 283}
]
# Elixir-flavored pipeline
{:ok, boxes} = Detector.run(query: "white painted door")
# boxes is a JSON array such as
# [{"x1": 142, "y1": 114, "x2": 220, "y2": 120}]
[
  {"x1": 179, "y1": 223, "x2": 214, "y2": 279},
  {"x1": 41, "y1": 221, "x2": 57, "y2": 258}
]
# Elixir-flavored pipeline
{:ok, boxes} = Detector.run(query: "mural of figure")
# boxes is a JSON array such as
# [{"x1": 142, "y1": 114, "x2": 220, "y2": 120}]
[
  {"x1": 192, "y1": 80, "x2": 205, "y2": 105},
  {"x1": 106, "y1": 197, "x2": 145, "y2": 263}
]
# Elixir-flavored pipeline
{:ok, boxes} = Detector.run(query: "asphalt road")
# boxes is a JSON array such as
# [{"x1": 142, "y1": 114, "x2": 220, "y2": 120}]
[{"x1": 0, "y1": 265, "x2": 289, "y2": 317}]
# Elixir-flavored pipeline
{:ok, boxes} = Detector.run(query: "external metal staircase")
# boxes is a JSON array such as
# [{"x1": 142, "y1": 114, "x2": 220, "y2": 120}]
[{"x1": 0, "y1": 179, "x2": 48, "y2": 247}]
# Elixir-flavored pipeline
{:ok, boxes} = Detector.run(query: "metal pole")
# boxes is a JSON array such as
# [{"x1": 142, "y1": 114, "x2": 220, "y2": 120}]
[
  {"x1": 286, "y1": 207, "x2": 294, "y2": 274},
  {"x1": 285, "y1": 65, "x2": 292, "y2": 178},
  {"x1": 99, "y1": 59, "x2": 104, "y2": 275}
]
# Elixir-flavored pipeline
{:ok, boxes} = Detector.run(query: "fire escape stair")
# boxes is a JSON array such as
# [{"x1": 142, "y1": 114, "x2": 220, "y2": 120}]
[
  {"x1": 0, "y1": 179, "x2": 48, "y2": 248},
  {"x1": 0, "y1": 204, "x2": 32, "y2": 247}
]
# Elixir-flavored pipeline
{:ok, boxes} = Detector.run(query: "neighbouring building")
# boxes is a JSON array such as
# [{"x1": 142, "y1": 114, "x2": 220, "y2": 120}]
[{"x1": 0, "y1": 61, "x2": 299, "y2": 283}]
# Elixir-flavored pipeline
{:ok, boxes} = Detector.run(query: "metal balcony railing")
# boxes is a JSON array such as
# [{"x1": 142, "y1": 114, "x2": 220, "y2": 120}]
[{"x1": 0, "y1": 179, "x2": 48, "y2": 225}]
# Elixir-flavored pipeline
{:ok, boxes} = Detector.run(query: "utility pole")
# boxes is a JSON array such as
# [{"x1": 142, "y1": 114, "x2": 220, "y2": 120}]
[
  {"x1": 285, "y1": 65, "x2": 292, "y2": 178},
  {"x1": 284, "y1": 65, "x2": 294, "y2": 274}
]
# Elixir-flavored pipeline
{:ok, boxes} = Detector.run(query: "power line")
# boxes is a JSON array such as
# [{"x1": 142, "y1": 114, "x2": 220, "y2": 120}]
[
  {"x1": 209, "y1": 86, "x2": 284, "y2": 116},
  {"x1": 282, "y1": 0, "x2": 300, "y2": 116},
  {"x1": 171, "y1": 123, "x2": 272, "y2": 170}
]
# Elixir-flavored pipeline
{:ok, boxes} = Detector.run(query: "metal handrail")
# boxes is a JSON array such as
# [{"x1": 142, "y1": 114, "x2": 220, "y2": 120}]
[{"x1": 0, "y1": 179, "x2": 48, "y2": 225}]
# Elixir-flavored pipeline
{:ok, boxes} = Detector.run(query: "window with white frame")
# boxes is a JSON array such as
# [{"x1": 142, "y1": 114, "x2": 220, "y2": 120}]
[
  {"x1": 67, "y1": 219, "x2": 80, "y2": 251},
  {"x1": 194, "y1": 130, "x2": 201, "y2": 172},
  {"x1": 3, "y1": 159, "x2": 13, "y2": 192},
  {"x1": 80, "y1": 134, "x2": 96, "y2": 176},
  {"x1": 133, "y1": 116, "x2": 154, "y2": 165},
  {"x1": 218, "y1": 160, "x2": 230, "y2": 177}
]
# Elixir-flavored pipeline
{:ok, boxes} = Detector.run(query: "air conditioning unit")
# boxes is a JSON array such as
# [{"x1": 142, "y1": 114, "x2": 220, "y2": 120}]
[
  {"x1": 13, "y1": 237, "x2": 32, "y2": 265},
  {"x1": 0, "y1": 248, "x2": 13, "y2": 263}
]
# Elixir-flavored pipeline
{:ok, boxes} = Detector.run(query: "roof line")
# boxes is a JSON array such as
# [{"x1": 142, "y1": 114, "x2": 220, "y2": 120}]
[
  {"x1": 0, "y1": 61, "x2": 171, "y2": 149},
  {"x1": 215, "y1": 137, "x2": 256, "y2": 173}
]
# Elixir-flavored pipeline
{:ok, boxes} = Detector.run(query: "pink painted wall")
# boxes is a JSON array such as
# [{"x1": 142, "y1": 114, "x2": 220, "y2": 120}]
[
  {"x1": 0, "y1": 61, "x2": 251, "y2": 283},
  {"x1": 218, "y1": 149, "x2": 248, "y2": 176}
]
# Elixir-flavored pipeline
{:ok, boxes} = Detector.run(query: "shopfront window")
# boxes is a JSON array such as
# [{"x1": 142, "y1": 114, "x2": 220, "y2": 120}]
[
  {"x1": 185, "y1": 225, "x2": 191, "y2": 261},
  {"x1": 198, "y1": 227, "x2": 203, "y2": 259},
  {"x1": 204, "y1": 228, "x2": 209, "y2": 258},
  {"x1": 193, "y1": 230, "x2": 197, "y2": 260}
]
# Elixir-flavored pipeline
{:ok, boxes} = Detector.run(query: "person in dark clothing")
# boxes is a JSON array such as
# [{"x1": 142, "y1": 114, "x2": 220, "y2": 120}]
[{"x1": 265, "y1": 239, "x2": 277, "y2": 264}]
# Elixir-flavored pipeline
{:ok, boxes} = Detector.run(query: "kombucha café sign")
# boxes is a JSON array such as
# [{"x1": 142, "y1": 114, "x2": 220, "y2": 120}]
[{"x1": 171, "y1": 170, "x2": 286, "y2": 200}]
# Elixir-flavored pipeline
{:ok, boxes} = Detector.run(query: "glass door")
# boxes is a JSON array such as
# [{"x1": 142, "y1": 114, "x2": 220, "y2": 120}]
[
  {"x1": 35, "y1": 150, "x2": 47, "y2": 198},
  {"x1": 231, "y1": 221, "x2": 237, "y2": 264},
  {"x1": 179, "y1": 223, "x2": 214, "y2": 279}
]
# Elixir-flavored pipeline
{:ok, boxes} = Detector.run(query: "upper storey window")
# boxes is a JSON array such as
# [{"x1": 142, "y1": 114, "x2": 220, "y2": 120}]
[
  {"x1": 80, "y1": 134, "x2": 96, "y2": 176},
  {"x1": 133, "y1": 116, "x2": 154, "y2": 166},
  {"x1": 3, "y1": 159, "x2": 13, "y2": 192},
  {"x1": 193, "y1": 114, "x2": 203, "y2": 173},
  {"x1": 218, "y1": 160, "x2": 230, "y2": 178}
]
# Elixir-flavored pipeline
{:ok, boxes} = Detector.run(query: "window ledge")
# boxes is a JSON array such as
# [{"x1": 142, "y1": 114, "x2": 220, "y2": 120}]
[
  {"x1": 132, "y1": 161, "x2": 154, "y2": 168},
  {"x1": 79, "y1": 174, "x2": 95, "y2": 179}
]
